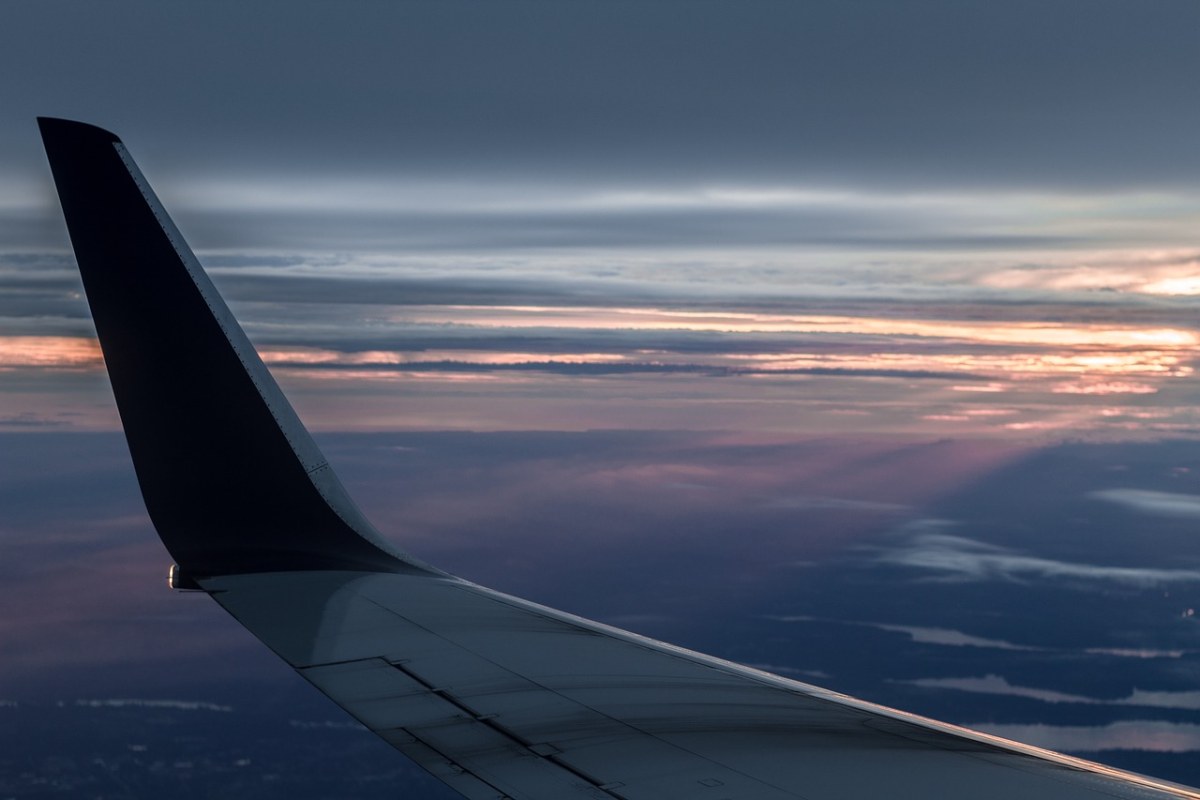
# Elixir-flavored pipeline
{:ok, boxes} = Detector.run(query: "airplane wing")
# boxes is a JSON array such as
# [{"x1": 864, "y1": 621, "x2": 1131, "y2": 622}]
[{"x1": 38, "y1": 116, "x2": 1200, "y2": 800}]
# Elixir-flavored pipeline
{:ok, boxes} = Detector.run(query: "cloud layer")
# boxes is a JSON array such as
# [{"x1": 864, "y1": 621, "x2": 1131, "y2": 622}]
[
  {"x1": 877, "y1": 529, "x2": 1200, "y2": 587},
  {"x1": 906, "y1": 674, "x2": 1200, "y2": 710}
]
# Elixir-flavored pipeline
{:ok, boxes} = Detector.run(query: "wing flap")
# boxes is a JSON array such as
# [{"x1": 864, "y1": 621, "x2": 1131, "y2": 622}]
[
  {"x1": 302, "y1": 658, "x2": 615, "y2": 798},
  {"x1": 385, "y1": 735, "x2": 513, "y2": 800}
]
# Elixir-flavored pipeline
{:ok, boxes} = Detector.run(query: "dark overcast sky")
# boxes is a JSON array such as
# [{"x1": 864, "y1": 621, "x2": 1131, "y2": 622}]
[{"x1": 5, "y1": 0, "x2": 1200, "y2": 188}]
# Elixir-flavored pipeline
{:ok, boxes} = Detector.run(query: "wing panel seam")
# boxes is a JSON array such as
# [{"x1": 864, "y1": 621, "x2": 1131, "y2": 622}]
[
  {"x1": 359, "y1": 595, "x2": 810, "y2": 800},
  {"x1": 387, "y1": 659, "x2": 628, "y2": 798}
]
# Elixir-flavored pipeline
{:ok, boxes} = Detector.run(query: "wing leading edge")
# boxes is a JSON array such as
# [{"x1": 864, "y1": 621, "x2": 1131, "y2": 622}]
[{"x1": 40, "y1": 118, "x2": 1200, "y2": 800}]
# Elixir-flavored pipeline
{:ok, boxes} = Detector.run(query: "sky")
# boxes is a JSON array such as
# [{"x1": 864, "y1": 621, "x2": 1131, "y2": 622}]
[
  {"x1": 6, "y1": 1, "x2": 1200, "y2": 796},
  {"x1": 6, "y1": 0, "x2": 1200, "y2": 439}
]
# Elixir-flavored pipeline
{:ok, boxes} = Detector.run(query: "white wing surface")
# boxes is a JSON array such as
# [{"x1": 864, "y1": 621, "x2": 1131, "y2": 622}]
[{"x1": 39, "y1": 117, "x2": 1200, "y2": 800}]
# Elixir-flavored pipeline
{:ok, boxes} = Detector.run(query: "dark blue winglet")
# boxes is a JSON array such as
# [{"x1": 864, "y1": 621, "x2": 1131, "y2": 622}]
[{"x1": 38, "y1": 118, "x2": 429, "y2": 581}]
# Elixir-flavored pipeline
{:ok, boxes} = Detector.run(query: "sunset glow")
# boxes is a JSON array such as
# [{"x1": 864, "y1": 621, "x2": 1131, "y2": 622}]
[
  {"x1": 5, "y1": 299, "x2": 1197, "y2": 437},
  {"x1": 978, "y1": 255, "x2": 1200, "y2": 297},
  {"x1": 0, "y1": 336, "x2": 102, "y2": 369},
  {"x1": 416, "y1": 305, "x2": 1200, "y2": 349}
]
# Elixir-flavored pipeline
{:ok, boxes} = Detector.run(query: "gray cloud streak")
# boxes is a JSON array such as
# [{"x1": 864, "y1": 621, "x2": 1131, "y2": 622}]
[
  {"x1": 1090, "y1": 489, "x2": 1200, "y2": 520},
  {"x1": 878, "y1": 530, "x2": 1200, "y2": 587},
  {"x1": 905, "y1": 674, "x2": 1200, "y2": 710},
  {"x1": 767, "y1": 615, "x2": 1040, "y2": 651}
]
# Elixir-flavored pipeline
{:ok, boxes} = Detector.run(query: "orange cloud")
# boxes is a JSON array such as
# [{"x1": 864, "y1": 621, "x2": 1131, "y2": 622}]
[
  {"x1": 0, "y1": 336, "x2": 103, "y2": 369},
  {"x1": 1051, "y1": 381, "x2": 1159, "y2": 395},
  {"x1": 420, "y1": 304, "x2": 1199, "y2": 349}
]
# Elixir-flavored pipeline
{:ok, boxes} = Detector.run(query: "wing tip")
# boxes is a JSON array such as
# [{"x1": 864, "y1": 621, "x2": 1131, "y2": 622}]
[{"x1": 37, "y1": 117, "x2": 123, "y2": 150}]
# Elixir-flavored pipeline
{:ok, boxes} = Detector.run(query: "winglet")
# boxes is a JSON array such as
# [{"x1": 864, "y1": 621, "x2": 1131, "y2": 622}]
[{"x1": 38, "y1": 118, "x2": 431, "y2": 580}]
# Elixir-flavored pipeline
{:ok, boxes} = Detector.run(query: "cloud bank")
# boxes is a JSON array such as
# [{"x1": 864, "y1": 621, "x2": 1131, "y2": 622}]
[
  {"x1": 877, "y1": 530, "x2": 1200, "y2": 587},
  {"x1": 905, "y1": 674, "x2": 1200, "y2": 710},
  {"x1": 1090, "y1": 489, "x2": 1200, "y2": 519}
]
